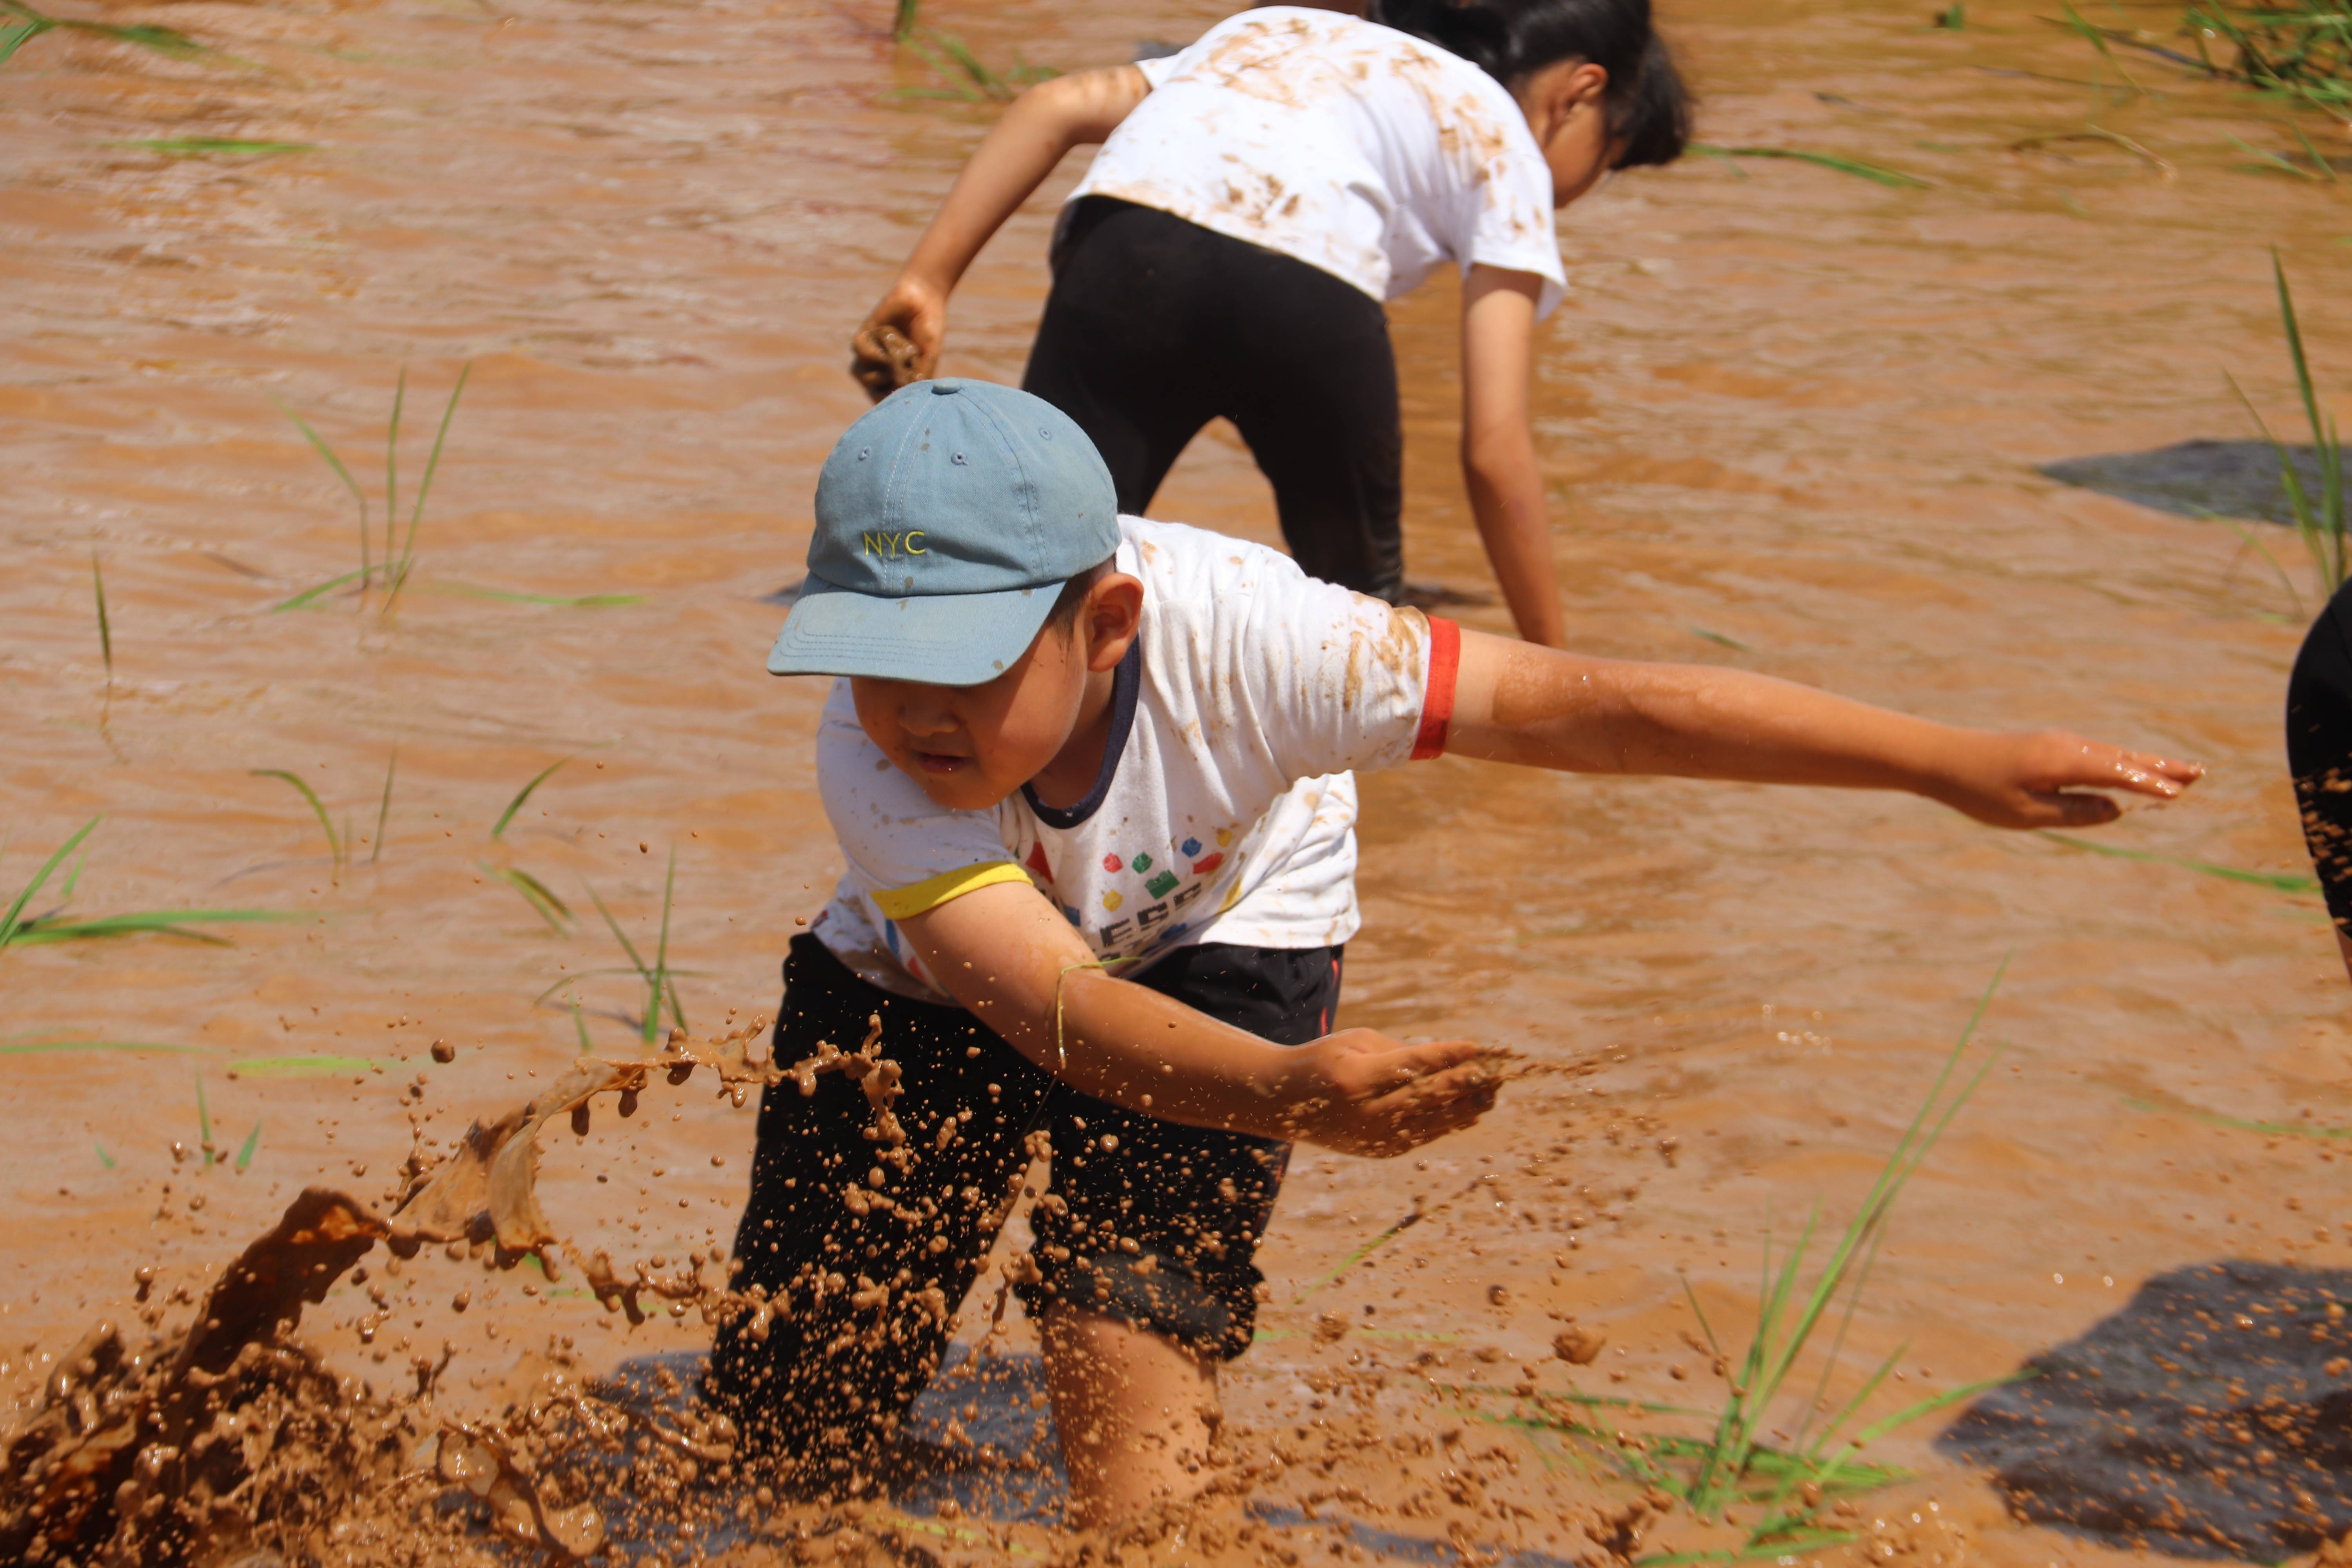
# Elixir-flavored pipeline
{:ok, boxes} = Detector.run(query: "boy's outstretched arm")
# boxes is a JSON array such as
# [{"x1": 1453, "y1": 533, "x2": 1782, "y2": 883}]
[
  {"x1": 1445, "y1": 630, "x2": 2202, "y2": 825},
  {"x1": 850, "y1": 66, "x2": 1152, "y2": 397},
  {"x1": 893, "y1": 880, "x2": 1498, "y2": 1157}
]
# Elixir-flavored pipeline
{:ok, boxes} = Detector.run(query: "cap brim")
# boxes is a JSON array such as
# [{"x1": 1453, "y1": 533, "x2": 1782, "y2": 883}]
[{"x1": 766, "y1": 578, "x2": 1056, "y2": 685}]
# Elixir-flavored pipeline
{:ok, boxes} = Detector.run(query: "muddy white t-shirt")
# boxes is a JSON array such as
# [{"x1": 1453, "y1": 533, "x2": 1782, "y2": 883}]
[
  {"x1": 1068, "y1": 7, "x2": 1566, "y2": 319},
  {"x1": 810, "y1": 517, "x2": 1461, "y2": 1001}
]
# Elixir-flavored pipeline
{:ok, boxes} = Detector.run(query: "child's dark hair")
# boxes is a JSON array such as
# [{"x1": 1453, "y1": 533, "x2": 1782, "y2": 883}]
[
  {"x1": 1045, "y1": 559, "x2": 1114, "y2": 638},
  {"x1": 1369, "y1": 0, "x2": 1691, "y2": 169}
]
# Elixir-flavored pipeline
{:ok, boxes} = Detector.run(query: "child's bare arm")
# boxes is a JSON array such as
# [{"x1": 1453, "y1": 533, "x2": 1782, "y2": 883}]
[
  {"x1": 851, "y1": 66, "x2": 1152, "y2": 398},
  {"x1": 1445, "y1": 630, "x2": 2202, "y2": 827},
  {"x1": 894, "y1": 879, "x2": 1497, "y2": 1155},
  {"x1": 1460, "y1": 266, "x2": 1565, "y2": 648}
]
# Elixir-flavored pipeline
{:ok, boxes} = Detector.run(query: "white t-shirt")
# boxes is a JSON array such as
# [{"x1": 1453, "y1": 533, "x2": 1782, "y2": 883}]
[
  {"x1": 1068, "y1": 7, "x2": 1567, "y2": 319},
  {"x1": 810, "y1": 517, "x2": 1463, "y2": 1001}
]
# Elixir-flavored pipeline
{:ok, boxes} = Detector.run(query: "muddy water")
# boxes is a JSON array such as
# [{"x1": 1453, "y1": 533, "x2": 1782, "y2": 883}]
[{"x1": 4, "y1": 0, "x2": 2350, "y2": 1561}]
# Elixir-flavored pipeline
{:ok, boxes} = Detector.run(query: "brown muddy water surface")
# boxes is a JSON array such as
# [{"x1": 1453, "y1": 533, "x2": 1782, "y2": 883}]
[{"x1": 5, "y1": 0, "x2": 2352, "y2": 1563}]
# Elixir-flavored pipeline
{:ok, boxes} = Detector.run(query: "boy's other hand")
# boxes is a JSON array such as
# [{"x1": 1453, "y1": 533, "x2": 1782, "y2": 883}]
[
  {"x1": 1283, "y1": 1029, "x2": 1500, "y2": 1157},
  {"x1": 1934, "y1": 729, "x2": 2203, "y2": 829},
  {"x1": 851, "y1": 278, "x2": 946, "y2": 400}
]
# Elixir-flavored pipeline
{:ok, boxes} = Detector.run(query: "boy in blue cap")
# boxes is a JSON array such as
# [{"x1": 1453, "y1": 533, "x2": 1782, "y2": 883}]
[{"x1": 711, "y1": 379, "x2": 2200, "y2": 1523}]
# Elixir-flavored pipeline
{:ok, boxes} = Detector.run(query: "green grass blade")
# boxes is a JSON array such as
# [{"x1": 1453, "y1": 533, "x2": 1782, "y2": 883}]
[
  {"x1": 1695, "y1": 144, "x2": 1931, "y2": 188},
  {"x1": 2274, "y1": 249, "x2": 2345, "y2": 584},
  {"x1": 2287, "y1": 120, "x2": 2343, "y2": 183},
  {"x1": 371, "y1": 747, "x2": 397, "y2": 864},
  {"x1": 57, "y1": 841, "x2": 90, "y2": 904},
  {"x1": 892, "y1": 0, "x2": 918, "y2": 41},
  {"x1": 585, "y1": 883, "x2": 656, "y2": 985},
  {"x1": 249, "y1": 769, "x2": 341, "y2": 870},
  {"x1": 651, "y1": 845, "x2": 679, "y2": 1042},
  {"x1": 2043, "y1": 829, "x2": 2319, "y2": 892},
  {"x1": 195, "y1": 1072, "x2": 215, "y2": 1166},
  {"x1": 0, "y1": 17, "x2": 55, "y2": 66},
  {"x1": 278, "y1": 400, "x2": 371, "y2": 591},
  {"x1": 2216, "y1": 509, "x2": 2305, "y2": 614},
  {"x1": 0, "y1": 1038, "x2": 202, "y2": 1057},
  {"x1": 484, "y1": 863, "x2": 573, "y2": 932},
  {"x1": 269, "y1": 566, "x2": 368, "y2": 613},
  {"x1": 491, "y1": 758, "x2": 568, "y2": 840},
  {"x1": 236, "y1": 1120, "x2": 262, "y2": 1171},
  {"x1": 1293, "y1": 1208, "x2": 1424, "y2": 1302},
  {"x1": 385, "y1": 365, "x2": 405, "y2": 581},
  {"x1": 91, "y1": 550, "x2": 112, "y2": 682},
  {"x1": 573, "y1": 1000, "x2": 593, "y2": 1054},
  {"x1": 228, "y1": 1053, "x2": 377, "y2": 1077},
  {"x1": 385, "y1": 362, "x2": 470, "y2": 608},
  {"x1": 425, "y1": 582, "x2": 646, "y2": 608},
  {"x1": 108, "y1": 137, "x2": 316, "y2": 157},
  {"x1": 2, "y1": 815, "x2": 103, "y2": 949},
  {"x1": 7, "y1": 908, "x2": 296, "y2": 946},
  {"x1": 95, "y1": 1141, "x2": 115, "y2": 1169}
]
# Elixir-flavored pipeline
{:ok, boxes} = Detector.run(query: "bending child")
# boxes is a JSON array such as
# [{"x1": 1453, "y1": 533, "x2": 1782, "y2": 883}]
[
  {"x1": 707, "y1": 380, "x2": 2201, "y2": 1524},
  {"x1": 850, "y1": 0, "x2": 1693, "y2": 646}
]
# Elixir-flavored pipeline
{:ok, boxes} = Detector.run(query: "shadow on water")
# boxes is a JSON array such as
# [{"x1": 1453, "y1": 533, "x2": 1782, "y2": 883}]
[
  {"x1": 1939, "y1": 1260, "x2": 2352, "y2": 1562},
  {"x1": 582, "y1": 1347, "x2": 1582, "y2": 1565},
  {"x1": 2039, "y1": 441, "x2": 2331, "y2": 527}
]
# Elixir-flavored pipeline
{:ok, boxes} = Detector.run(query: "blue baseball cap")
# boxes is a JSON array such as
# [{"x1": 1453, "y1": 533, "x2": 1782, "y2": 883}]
[{"x1": 767, "y1": 379, "x2": 1121, "y2": 686}]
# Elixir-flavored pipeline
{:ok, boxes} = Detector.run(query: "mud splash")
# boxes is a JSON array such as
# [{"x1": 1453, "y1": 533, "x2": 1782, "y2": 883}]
[{"x1": 0, "y1": 1018, "x2": 935, "y2": 1567}]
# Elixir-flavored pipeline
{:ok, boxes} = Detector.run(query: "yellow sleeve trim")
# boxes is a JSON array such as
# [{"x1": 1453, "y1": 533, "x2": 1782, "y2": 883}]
[{"x1": 871, "y1": 862, "x2": 1031, "y2": 922}]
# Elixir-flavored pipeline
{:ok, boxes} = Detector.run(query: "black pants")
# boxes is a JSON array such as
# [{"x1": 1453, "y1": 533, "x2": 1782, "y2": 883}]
[
  {"x1": 706, "y1": 933, "x2": 1341, "y2": 1472},
  {"x1": 1024, "y1": 196, "x2": 1405, "y2": 602},
  {"x1": 2290, "y1": 575, "x2": 2352, "y2": 936}
]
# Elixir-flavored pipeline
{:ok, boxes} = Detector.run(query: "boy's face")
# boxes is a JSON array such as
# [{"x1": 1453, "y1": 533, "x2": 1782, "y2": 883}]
[{"x1": 849, "y1": 575, "x2": 1142, "y2": 812}]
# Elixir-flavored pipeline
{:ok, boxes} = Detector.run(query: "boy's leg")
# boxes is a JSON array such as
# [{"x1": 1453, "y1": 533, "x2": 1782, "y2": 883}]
[
  {"x1": 1015, "y1": 943, "x2": 1343, "y2": 1523},
  {"x1": 1022, "y1": 197, "x2": 1224, "y2": 514},
  {"x1": 707, "y1": 933, "x2": 1053, "y2": 1482},
  {"x1": 1040, "y1": 1306, "x2": 1219, "y2": 1528}
]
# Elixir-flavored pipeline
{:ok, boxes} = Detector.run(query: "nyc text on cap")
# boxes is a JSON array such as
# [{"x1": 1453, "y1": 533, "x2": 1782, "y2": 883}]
[{"x1": 766, "y1": 379, "x2": 1120, "y2": 686}]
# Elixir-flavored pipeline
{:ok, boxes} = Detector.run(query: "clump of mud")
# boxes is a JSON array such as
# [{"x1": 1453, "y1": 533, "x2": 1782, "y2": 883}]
[{"x1": 0, "y1": 1018, "x2": 942, "y2": 1568}]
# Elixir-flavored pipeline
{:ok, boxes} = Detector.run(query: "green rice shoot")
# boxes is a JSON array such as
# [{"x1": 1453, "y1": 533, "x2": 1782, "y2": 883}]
[
  {"x1": 2043, "y1": 828, "x2": 2320, "y2": 892},
  {"x1": 2182, "y1": 0, "x2": 2352, "y2": 122},
  {"x1": 1512, "y1": 960, "x2": 2015, "y2": 1561},
  {"x1": 582, "y1": 850, "x2": 690, "y2": 1045},
  {"x1": 492, "y1": 759, "x2": 568, "y2": 840},
  {"x1": 107, "y1": 138, "x2": 316, "y2": 158},
  {"x1": 2225, "y1": 252, "x2": 2345, "y2": 592},
  {"x1": 1690, "y1": 144, "x2": 1931, "y2": 189},
  {"x1": 195, "y1": 1072, "x2": 217, "y2": 1168},
  {"x1": 371, "y1": 748, "x2": 397, "y2": 865},
  {"x1": 0, "y1": 0, "x2": 210, "y2": 67},
  {"x1": 227, "y1": 1054, "x2": 379, "y2": 1078},
  {"x1": 250, "y1": 768, "x2": 343, "y2": 873},
  {"x1": 235, "y1": 1120, "x2": 263, "y2": 1171},
  {"x1": 273, "y1": 364, "x2": 472, "y2": 614},
  {"x1": 91, "y1": 549, "x2": 112, "y2": 690}
]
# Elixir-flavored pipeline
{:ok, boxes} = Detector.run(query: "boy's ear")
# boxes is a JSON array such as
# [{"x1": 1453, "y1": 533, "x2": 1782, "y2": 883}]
[{"x1": 1082, "y1": 573, "x2": 1145, "y2": 674}]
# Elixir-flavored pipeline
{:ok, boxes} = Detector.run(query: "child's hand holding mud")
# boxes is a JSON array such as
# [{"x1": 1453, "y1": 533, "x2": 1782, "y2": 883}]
[
  {"x1": 849, "y1": 278, "x2": 942, "y2": 399},
  {"x1": 1276, "y1": 1029, "x2": 1506, "y2": 1156}
]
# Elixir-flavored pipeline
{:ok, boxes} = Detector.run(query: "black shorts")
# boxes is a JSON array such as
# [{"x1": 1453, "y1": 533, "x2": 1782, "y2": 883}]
[
  {"x1": 2289, "y1": 575, "x2": 2352, "y2": 936},
  {"x1": 706, "y1": 932, "x2": 1342, "y2": 1467},
  {"x1": 1023, "y1": 196, "x2": 1405, "y2": 602}
]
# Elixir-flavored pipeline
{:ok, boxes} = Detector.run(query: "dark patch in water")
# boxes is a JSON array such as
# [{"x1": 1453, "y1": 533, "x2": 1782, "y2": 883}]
[
  {"x1": 1939, "y1": 1259, "x2": 2352, "y2": 1562},
  {"x1": 2038, "y1": 440, "x2": 2331, "y2": 526}
]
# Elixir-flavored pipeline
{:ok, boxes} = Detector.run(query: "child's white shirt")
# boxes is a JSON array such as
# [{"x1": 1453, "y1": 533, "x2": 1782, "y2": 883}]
[
  {"x1": 1067, "y1": 6, "x2": 1567, "y2": 319},
  {"x1": 809, "y1": 517, "x2": 1459, "y2": 1001}
]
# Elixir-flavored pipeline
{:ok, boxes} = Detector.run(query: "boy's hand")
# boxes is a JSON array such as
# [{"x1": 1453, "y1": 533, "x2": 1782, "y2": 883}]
[
  {"x1": 1279, "y1": 1029, "x2": 1501, "y2": 1157},
  {"x1": 851, "y1": 277, "x2": 946, "y2": 400},
  {"x1": 1930, "y1": 729, "x2": 2203, "y2": 829}
]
